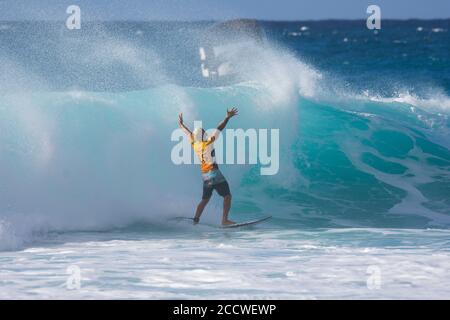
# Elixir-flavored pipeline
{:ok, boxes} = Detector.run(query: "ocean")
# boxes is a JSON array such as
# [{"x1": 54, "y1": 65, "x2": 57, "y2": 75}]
[{"x1": 0, "y1": 20, "x2": 449, "y2": 299}]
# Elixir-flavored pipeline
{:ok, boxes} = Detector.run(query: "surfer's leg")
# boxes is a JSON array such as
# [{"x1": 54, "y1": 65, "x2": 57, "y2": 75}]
[
  {"x1": 222, "y1": 195, "x2": 235, "y2": 225},
  {"x1": 194, "y1": 182, "x2": 213, "y2": 223},
  {"x1": 215, "y1": 181, "x2": 235, "y2": 225},
  {"x1": 194, "y1": 197, "x2": 210, "y2": 224}
]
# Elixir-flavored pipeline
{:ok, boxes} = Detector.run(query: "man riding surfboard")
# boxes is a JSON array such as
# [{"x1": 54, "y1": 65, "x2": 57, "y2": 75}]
[{"x1": 178, "y1": 107, "x2": 238, "y2": 226}]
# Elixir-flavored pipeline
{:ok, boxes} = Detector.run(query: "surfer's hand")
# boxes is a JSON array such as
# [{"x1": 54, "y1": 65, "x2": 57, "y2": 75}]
[
  {"x1": 226, "y1": 107, "x2": 238, "y2": 119},
  {"x1": 218, "y1": 108, "x2": 237, "y2": 131}
]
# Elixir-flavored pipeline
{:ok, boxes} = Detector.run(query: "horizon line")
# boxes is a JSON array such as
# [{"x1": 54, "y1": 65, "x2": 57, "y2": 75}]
[{"x1": 1, "y1": 18, "x2": 450, "y2": 23}]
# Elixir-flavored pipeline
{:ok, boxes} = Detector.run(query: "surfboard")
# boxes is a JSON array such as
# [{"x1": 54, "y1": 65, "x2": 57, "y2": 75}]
[
  {"x1": 171, "y1": 216, "x2": 272, "y2": 228},
  {"x1": 220, "y1": 216, "x2": 272, "y2": 228}
]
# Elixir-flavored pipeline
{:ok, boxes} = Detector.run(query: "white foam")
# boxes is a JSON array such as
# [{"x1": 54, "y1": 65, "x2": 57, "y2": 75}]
[
  {"x1": 366, "y1": 91, "x2": 450, "y2": 113},
  {"x1": 1, "y1": 229, "x2": 449, "y2": 299}
]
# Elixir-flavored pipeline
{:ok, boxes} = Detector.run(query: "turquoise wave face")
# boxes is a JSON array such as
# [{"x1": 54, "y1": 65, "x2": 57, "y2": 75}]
[
  {"x1": 1, "y1": 85, "x2": 449, "y2": 239},
  {"x1": 259, "y1": 98, "x2": 450, "y2": 228}
]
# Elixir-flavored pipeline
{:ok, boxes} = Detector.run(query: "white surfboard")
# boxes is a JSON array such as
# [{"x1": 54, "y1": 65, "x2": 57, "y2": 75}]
[{"x1": 171, "y1": 216, "x2": 272, "y2": 228}]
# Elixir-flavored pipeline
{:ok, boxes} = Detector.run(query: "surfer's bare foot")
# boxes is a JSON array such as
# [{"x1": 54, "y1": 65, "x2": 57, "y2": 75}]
[
  {"x1": 193, "y1": 217, "x2": 200, "y2": 225},
  {"x1": 222, "y1": 219, "x2": 235, "y2": 226}
]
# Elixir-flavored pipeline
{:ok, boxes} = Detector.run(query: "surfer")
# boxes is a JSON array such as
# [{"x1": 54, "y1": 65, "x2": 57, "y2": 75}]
[{"x1": 178, "y1": 107, "x2": 238, "y2": 226}]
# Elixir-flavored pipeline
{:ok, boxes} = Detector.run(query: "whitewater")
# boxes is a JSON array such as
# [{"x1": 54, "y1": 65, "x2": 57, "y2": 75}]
[{"x1": 1, "y1": 20, "x2": 450, "y2": 299}]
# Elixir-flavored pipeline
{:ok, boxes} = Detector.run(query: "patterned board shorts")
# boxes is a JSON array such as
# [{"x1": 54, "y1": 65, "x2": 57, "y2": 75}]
[{"x1": 201, "y1": 169, "x2": 231, "y2": 199}]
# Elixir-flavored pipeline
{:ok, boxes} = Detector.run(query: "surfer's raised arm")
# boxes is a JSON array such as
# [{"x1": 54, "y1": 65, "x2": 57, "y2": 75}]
[
  {"x1": 178, "y1": 113, "x2": 193, "y2": 141},
  {"x1": 217, "y1": 107, "x2": 238, "y2": 131}
]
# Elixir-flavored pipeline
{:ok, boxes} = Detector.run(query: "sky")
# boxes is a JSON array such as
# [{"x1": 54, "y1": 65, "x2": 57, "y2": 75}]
[{"x1": 0, "y1": 0, "x2": 449, "y2": 21}]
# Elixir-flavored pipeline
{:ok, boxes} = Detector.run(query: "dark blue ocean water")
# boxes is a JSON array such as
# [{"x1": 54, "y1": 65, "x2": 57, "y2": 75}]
[{"x1": 265, "y1": 20, "x2": 450, "y2": 96}]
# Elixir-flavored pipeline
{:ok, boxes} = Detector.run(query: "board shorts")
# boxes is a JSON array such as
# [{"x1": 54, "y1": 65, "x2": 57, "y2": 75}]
[{"x1": 201, "y1": 169, "x2": 231, "y2": 199}]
